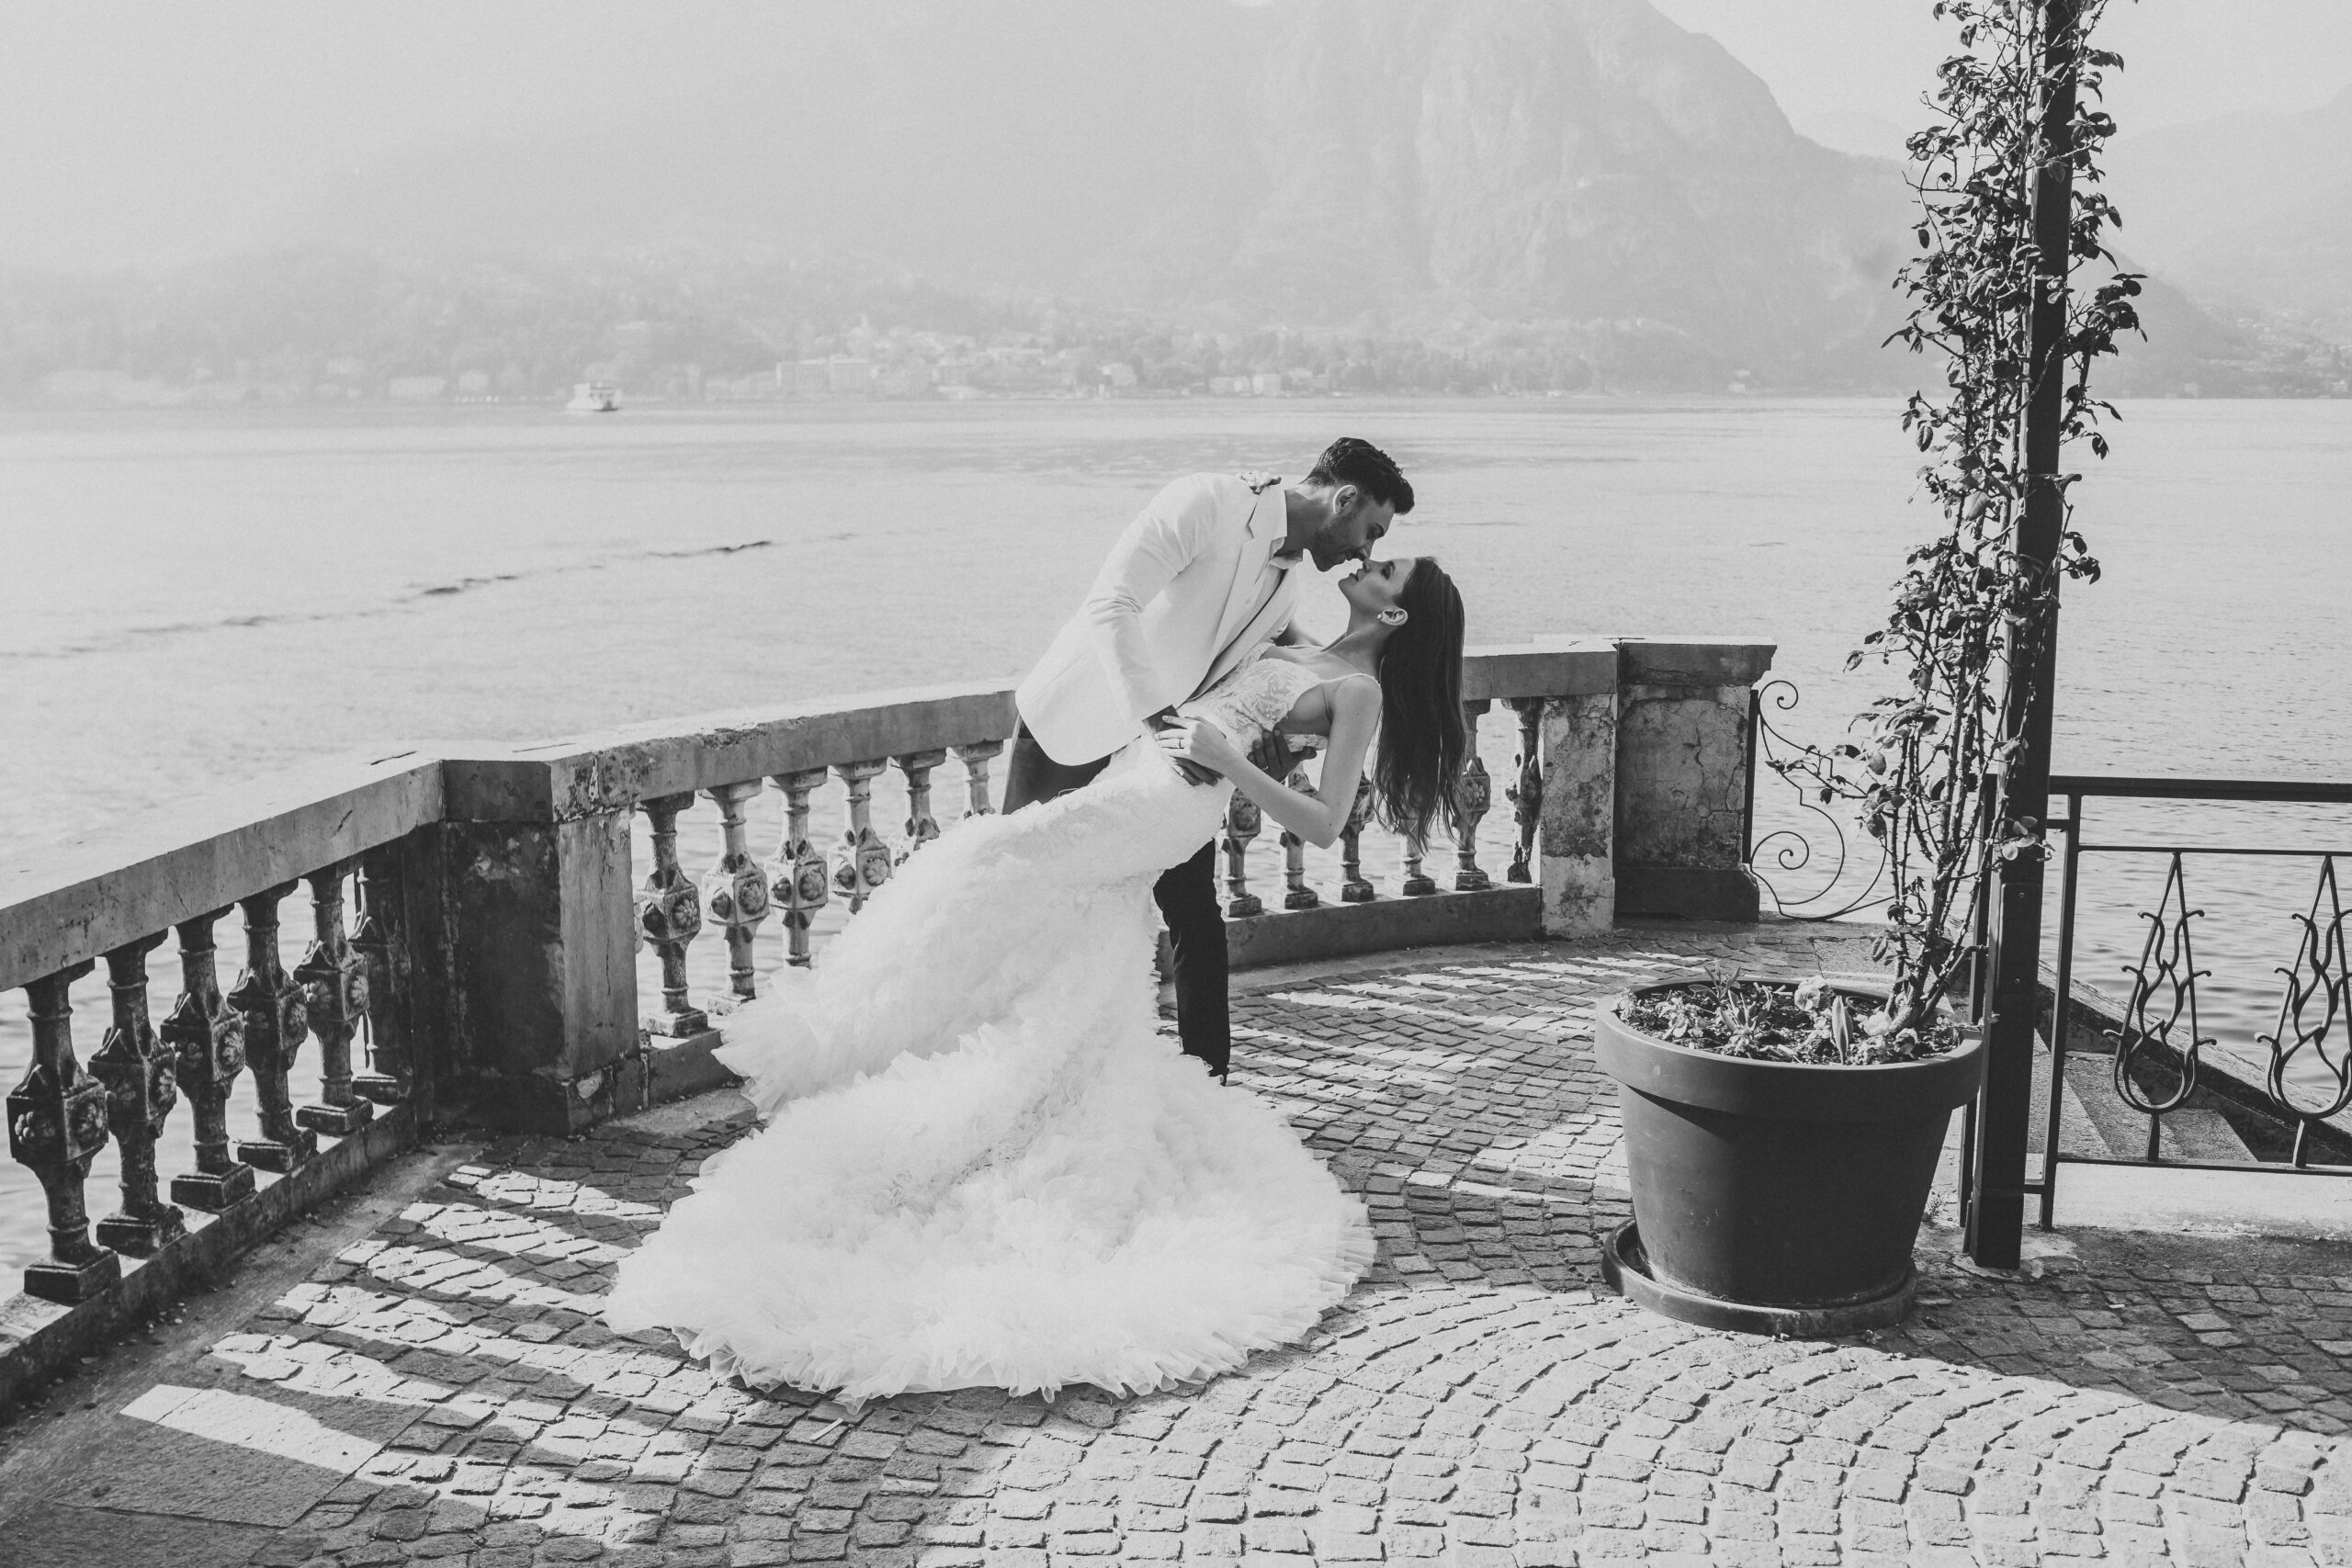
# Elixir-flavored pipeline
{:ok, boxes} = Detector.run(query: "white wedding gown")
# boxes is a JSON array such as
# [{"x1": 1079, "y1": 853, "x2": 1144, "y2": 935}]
[{"x1": 603, "y1": 656, "x2": 1375, "y2": 1404}]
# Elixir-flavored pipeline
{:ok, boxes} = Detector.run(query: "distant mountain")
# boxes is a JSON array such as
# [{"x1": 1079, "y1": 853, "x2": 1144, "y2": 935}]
[
  {"x1": 2106, "y1": 88, "x2": 2352, "y2": 344},
  {"x1": 1790, "y1": 110, "x2": 1911, "y2": 163},
  {"x1": 20, "y1": 0, "x2": 2309, "y2": 397},
  {"x1": 285, "y1": 0, "x2": 1915, "y2": 389}
]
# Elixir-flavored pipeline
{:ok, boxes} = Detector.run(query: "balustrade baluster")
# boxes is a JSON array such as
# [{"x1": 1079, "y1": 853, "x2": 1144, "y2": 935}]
[
  {"x1": 954, "y1": 740, "x2": 1004, "y2": 818},
  {"x1": 832, "y1": 760, "x2": 893, "y2": 912},
  {"x1": 8, "y1": 960, "x2": 121, "y2": 1302},
  {"x1": 1454, "y1": 700, "x2": 1495, "y2": 891},
  {"x1": 638, "y1": 794, "x2": 707, "y2": 1035},
  {"x1": 702, "y1": 781, "x2": 770, "y2": 1003},
  {"x1": 1340, "y1": 777, "x2": 1376, "y2": 903},
  {"x1": 1281, "y1": 765, "x2": 1320, "y2": 910},
  {"x1": 231, "y1": 882, "x2": 315, "y2": 1171},
  {"x1": 1223, "y1": 789, "x2": 1264, "y2": 918},
  {"x1": 161, "y1": 909, "x2": 254, "y2": 1213},
  {"x1": 293, "y1": 864, "x2": 374, "y2": 1136},
  {"x1": 896, "y1": 750, "x2": 947, "y2": 861},
  {"x1": 768, "y1": 769, "x2": 831, "y2": 969},
  {"x1": 1506, "y1": 698, "x2": 1544, "y2": 885},
  {"x1": 350, "y1": 852, "x2": 409, "y2": 1104},
  {"x1": 89, "y1": 932, "x2": 186, "y2": 1256},
  {"x1": 1400, "y1": 829, "x2": 1437, "y2": 896}
]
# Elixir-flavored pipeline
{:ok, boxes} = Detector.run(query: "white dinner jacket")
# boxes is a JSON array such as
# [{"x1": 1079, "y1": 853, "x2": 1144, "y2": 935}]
[{"x1": 1015, "y1": 472, "x2": 1301, "y2": 765}]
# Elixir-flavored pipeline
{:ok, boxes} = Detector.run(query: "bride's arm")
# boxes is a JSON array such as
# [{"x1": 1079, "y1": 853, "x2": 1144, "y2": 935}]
[{"x1": 1159, "y1": 678, "x2": 1383, "y2": 849}]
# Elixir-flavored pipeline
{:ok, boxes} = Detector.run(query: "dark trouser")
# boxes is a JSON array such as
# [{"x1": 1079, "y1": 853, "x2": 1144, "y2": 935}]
[{"x1": 1001, "y1": 723, "x2": 1230, "y2": 1081}]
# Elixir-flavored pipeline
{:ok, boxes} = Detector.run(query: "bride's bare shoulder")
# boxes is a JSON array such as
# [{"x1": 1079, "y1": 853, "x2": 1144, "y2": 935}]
[{"x1": 1277, "y1": 668, "x2": 1379, "y2": 735}]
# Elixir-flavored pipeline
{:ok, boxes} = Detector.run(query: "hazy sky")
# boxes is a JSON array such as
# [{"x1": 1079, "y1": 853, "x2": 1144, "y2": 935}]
[
  {"x1": 1648, "y1": 0, "x2": 2352, "y2": 153},
  {"x1": 3, "y1": 1, "x2": 2347, "y2": 269}
]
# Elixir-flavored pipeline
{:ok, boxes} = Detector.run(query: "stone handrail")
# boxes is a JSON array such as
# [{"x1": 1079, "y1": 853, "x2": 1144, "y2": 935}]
[
  {"x1": 0, "y1": 750, "x2": 444, "y2": 995},
  {"x1": 0, "y1": 633, "x2": 1770, "y2": 1393},
  {"x1": 435, "y1": 681, "x2": 1023, "y2": 824},
  {"x1": 0, "y1": 638, "x2": 1764, "y2": 983}
]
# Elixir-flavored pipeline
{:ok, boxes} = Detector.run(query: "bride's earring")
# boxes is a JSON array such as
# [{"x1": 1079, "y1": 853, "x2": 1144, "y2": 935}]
[{"x1": 1377, "y1": 608, "x2": 1407, "y2": 627}]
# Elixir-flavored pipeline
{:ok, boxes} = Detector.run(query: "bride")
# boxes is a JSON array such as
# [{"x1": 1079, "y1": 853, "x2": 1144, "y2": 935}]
[{"x1": 603, "y1": 554, "x2": 1468, "y2": 1404}]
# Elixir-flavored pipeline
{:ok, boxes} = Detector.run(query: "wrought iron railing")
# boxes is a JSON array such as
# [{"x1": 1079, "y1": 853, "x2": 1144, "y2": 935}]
[{"x1": 2033, "y1": 774, "x2": 2352, "y2": 1224}]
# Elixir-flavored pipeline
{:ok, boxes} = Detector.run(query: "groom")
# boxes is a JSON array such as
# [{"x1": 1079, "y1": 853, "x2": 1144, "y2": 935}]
[{"x1": 1005, "y1": 437, "x2": 1417, "y2": 1081}]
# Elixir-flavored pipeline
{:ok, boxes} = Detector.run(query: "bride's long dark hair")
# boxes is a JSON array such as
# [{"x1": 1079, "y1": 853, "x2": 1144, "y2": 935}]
[{"x1": 1370, "y1": 558, "x2": 1467, "y2": 843}]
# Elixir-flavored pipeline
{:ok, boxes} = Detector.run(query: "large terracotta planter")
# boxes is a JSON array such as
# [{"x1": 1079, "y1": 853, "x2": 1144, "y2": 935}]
[{"x1": 1594, "y1": 977, "x2": 1985, "y2": 1334}]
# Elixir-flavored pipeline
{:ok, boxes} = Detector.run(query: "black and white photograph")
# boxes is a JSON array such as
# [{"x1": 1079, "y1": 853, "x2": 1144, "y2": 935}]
[{"x1": 2, "y1": 2, "x2": 2351, "y2": 1563}]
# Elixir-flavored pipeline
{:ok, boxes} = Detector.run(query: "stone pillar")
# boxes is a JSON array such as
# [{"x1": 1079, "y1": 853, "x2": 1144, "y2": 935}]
[
  {"x1": 1611, "y1": 638, "x2": 1774, "y2": 922},
  {"x1": 1474, "y1": 638, "x2": 1619, "y2": 940},
  {"x1": 431, "y1": 755, "x2": 640, "y2": 1134},
  {"x1": 1537, "y1": 656, "x2": 1620, "y2": 938}
]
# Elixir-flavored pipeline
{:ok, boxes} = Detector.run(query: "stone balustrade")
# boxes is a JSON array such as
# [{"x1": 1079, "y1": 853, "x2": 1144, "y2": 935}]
[
  {"x1": 0, "y1": 636, "x2": 1768, "y2": 1404},
  {"x1": 0, "y1": 753, "x2": 438, "y2": 1404}
]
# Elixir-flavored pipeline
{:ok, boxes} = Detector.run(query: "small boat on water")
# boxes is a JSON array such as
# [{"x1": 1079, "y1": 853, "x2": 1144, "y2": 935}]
[{"x1": 565, "y1": 381, "x2": 622, "y2": 413}]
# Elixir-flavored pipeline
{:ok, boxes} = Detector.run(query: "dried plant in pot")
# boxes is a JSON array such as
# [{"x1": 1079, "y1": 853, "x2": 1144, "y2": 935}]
[
  {"x1": 1596, "y1": 0, "x2": 2138, "y2": 1335},
  {"x1": 1593, "y1": 974, "x2": 1984, "y2": 1334}
]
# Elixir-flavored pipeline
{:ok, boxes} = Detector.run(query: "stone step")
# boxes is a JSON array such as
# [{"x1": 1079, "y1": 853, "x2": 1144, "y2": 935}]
[
  {"x1": 2025, "y1": 1034, "x2": 2112, "y2": 1159},
  {"x1": 2050, "y1": 1047, "x2": 2260, "y2": 1166},
  {"x1": 2157, "y1": 1107, "x2": 2263, "y2": 1164}
]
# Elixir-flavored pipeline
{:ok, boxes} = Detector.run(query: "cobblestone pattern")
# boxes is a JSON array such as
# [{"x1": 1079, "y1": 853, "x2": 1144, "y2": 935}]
[{"x1": 65, "y1": 927, "x2": 2352, "y2": 1565}]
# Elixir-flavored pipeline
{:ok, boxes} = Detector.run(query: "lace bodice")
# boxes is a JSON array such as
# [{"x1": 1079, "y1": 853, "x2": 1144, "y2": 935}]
[{"x1": 1180, "y1": 657, "x2": 1329, "y2": 751}]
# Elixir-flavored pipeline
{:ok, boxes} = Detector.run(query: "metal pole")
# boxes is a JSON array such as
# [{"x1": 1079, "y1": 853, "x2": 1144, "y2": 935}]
[
  {"x1": 2040, "y1": 792, "x2": 2083, "y2": 1229},
  {"x1": 1739, "y1": 687, "x2": 1760, "y2": 865},
  {"x1": 1966, "y1": 0, "x2": 2081, "y2": 1269},
  {"x1": 1966, "y1": 780, "x2": 1999, "y2": 1023}
]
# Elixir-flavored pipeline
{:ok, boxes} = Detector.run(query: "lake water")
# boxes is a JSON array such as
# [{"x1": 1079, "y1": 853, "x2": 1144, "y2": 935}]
[{"x1": 2, "y1": 396, "x2": 2348, "y2": 1269}]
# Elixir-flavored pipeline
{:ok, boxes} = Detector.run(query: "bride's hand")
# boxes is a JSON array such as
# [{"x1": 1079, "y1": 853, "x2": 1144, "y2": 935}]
[{"x1": 1155, "y1": 716, "x2": 1237, "y2": 784}]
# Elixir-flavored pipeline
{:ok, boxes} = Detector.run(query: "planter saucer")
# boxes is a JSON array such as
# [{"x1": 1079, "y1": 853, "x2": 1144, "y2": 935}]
[{"x1": 1600, "y1": 1222, "x2": 1917, "y2": 1338}]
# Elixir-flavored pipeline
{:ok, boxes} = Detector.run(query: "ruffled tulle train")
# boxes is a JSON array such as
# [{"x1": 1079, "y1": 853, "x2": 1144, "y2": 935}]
[{"x1": 602, "y1": 743, "x2": 1375, "y2": 1404}]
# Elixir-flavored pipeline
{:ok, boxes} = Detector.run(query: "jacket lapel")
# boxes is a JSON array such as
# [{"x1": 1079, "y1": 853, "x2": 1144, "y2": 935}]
[{"x1": 1195, "y1": 563, "x2": 1298, "y2": 701}]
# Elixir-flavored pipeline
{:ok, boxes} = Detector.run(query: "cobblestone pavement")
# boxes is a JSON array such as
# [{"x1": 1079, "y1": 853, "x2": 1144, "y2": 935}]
[{"x1": 10, "y1": 923, "x2": 2352, "y2": 1567}]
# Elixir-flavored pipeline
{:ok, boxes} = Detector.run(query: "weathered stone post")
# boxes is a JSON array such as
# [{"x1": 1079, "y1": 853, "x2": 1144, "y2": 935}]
[
  {"x1": 430, "y1": 750, "x2": 640, "y2": 1133},
  {"x1": 1611, "y1": 638, "x2": 1774, "y2": 922},
  {"x1": 1532, "y1": 640, "x2": 1621, "y2": 938}
]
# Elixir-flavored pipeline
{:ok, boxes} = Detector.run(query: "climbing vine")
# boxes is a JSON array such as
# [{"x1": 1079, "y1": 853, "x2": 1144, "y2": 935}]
[{"x1": 1781, "y1": 0, "x2": 2143, "y2": 1043}]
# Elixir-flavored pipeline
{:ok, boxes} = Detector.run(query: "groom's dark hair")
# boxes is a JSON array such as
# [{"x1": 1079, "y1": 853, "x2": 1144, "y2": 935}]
[{"x1": 1307, "y1": 437, "x2": 1414, "y2": 514}]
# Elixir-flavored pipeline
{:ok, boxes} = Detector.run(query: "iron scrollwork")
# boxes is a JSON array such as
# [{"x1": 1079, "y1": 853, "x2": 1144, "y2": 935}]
[
  {"x1": 1743, "y1": 678, "x2": 1890, "y2": 921},
  {"x1": 2259, "y1": 855, "x2": 2352, "y2": 1166},
  {"x1": 2107, "y1": 852, "x2": 2211, "y2": 1158}
]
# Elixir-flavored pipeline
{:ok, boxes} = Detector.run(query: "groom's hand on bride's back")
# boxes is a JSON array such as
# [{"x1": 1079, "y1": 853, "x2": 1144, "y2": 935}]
[
  {"x1": 1248, "y1": 733, "x2": 1300, "y2": 780},
  {"x1": 1148, "y1": 709, "x2": 1226, "y2": 787}
]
